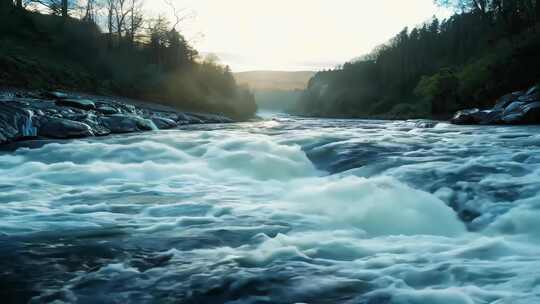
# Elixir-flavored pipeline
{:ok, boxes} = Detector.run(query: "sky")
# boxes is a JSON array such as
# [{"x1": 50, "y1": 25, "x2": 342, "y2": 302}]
[{"x1": 148, "y1": 0, "x2": 452, "y2": 72}]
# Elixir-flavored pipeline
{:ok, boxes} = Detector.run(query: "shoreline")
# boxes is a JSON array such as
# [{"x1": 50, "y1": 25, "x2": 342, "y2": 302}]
[{"x1": 0, "y1": 88, "x2": 234, "y2": 147}]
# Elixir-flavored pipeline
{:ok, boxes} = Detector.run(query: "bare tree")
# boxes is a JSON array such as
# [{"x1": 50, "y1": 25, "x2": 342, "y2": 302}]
[
  {"x1": 61, "y1": 0, "x2": 67, "y2": 16},
  {"x1": 104, "y1": 0, "x2": 145, "y2": 47},
  {"x1": 25, "y1": 0, "x2": 77, "y2": 16},
  {"x1": 127, "y1": 0, "x2": 144, "y2": 44},
  {"x1": 82, "y1": 0, "x2": 96, "y2": 21},
  {"x1": 164, "y1": 0, "x2": 191, "y2": 30}
]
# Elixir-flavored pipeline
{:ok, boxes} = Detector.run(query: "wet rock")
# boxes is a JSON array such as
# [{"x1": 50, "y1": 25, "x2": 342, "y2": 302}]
[
  {"x1": 452, "y1": 108, "x2": 504, "y2": 125},
  {"x1": 96, "y1": 106, "x2": 118, "y2": 115},
  {"x1": 518, "y1": 86, "x2": 539, "y2": 102},
  {"x1": 177, "y1": 113, "x2": 204, "y2": 124},
  {"x1": 151, "y1": 116, "x2": 178, "y2": 130},
  {"x1": 115, "y1": 104, "x2": 137, "y2": 114},
  {"x1": 79, "y1": 114, "x2": 111, "y2": 136},
  {"x1": 478, "y1": 109, "x2": 503, "y2": 125},
  {"x1": 42, "y1": 91, "x2": 69, "y2": 100},
  {"x1": 502, "y1": 101, "x2": 527, "y2": 123},
  {"x1": 0, "y1": 119, "x2": 21, "y2": 144},
  {"x1": 100, "y1": 114, "x2": 157, "y2": 133},
  {"x1": 503, "y1": 101, "x2": 540, "y2": 124},
  {"x1": 0, "y1": 89, "x2": 234, "y2": 145},
  {"x1": 0, "y1": 102, "x2": 38, "y2": 143},
  {"x1": 415, "y1": 120, "x2": 438, "y2": 128},
  {"x1": 191, "y1": 113, "x2": 234, "y2": 123},
  {"x1": 493, "y1": 91, "x2": 523, "y2": 110},
  {"x1": 38, "y1": 118, "x2": 94, "y2": 139},
  {"x1": 451, "y1": 108, "x2": 483, "y2": 124},
  {"x1": 56, "y1": 98, "x2": 96, "y2": 111},
  {"x1": 451, "y1": 85, "x2": 540, "y2": 125}
]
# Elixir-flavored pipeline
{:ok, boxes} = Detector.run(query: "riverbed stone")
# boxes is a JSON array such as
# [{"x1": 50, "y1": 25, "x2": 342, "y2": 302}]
[
  {"x1": 451, "y1": 108, "x2": 482, "y2": 124},
  {"x1": 43, "y1": 91, "x2": 69, "y2": 99},
  {"x1": 415, "y1": 120, "x2": 438, "y2": 128},
  {"x1": 451, "y1": 85, "x2": 540, "y2": 125},
  {"x1": 56, "y1": 98, "x2": 96, "y2": 111},
  {"x1": 0, "y1": 90, "x2": 234, "y2": 145},
  {"x1": 493, "y1": 91, "x2": 523, "y2": 110},
  {"x1": 39, "y1": 118, "x2": 94, "y2": 139},
  {"x1": 97, "y1": 106, "x2": 118, "y2": 115},
  {"x1": 503, "y1": 101, "x2": 540, "y2": 124},
  {"x1": 151, "y1": 116, "x2": 178, "y2": 129},
  {"x1": 0, "y1": 101, "x2": 37, "y2": 143},
  {"x1": 100, "y1": 114, "x2": 156, "y2": 133}
]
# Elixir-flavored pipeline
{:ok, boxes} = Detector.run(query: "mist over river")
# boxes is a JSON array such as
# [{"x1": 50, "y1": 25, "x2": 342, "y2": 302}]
[{"x1": 1, "y1": 114, "x2": 540, "y2": 303}]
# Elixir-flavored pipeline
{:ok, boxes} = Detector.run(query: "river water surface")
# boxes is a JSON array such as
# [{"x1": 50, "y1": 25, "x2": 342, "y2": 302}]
[{"x1": 1, "y1": 114, "x2": 540, "y2": 303}]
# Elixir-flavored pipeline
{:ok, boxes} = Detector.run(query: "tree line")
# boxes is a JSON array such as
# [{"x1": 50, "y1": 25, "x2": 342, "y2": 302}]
[
  {"x1": 294, "y1": 0, "x2": 540, "y2": 118},
  {"x1": 0, "y1": 0, "x2": 257, "y2": 119}
]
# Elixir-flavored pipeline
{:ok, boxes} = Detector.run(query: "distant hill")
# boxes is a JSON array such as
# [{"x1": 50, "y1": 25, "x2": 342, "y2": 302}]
[{"x1": 234, "y1": 71, "x2": 315, "y2": 91}]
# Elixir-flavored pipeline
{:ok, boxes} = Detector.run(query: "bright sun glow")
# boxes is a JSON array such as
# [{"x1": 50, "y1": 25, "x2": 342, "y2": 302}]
[{"x1": 148, "y1": 0, "x2": 452, "y2": 72}]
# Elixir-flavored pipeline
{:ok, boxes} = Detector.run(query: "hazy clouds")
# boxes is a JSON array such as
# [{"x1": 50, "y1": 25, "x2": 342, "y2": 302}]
[{"x1": 148, "y1": 0, "x2": 451, "y2": 71}]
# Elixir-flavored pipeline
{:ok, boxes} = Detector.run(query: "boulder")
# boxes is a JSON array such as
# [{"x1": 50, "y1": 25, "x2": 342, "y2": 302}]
[
  {"x1": 193, "y1": 113, "x2": 233, "y2": 123},
  {"x1": 493, "y1": 91, "x2": 523, "y2": 110},
  {"x1": 414, "y1": 120, "x2": 438, "y2": 128},
  {"x1": 0, "y1": 90, "x2": 233, "y2": 145},
  {"x1": 100, "y1": 114, "x2": 157, "y2": 134},
  {"x1": 451, "y1": 85, "x2": 540, "y2": 125},
  {"x1": 501, "y1": 101, "x2": 527, "y2": 123},
  {"x1": 42, "y1": 91, "x2": 69, "y2": 100},
  {"x1": 115, "y1": 104, "x2": 137, "y2": 114},
  {"x1": 521, "y1": 101, "x2": 540, "y2": 123},
  {"x1": 151, "y1": 116, "x2": 178, "y2": 129},
  {"x1": 96, "y1": 106, "x2": 118, "y2": 115},
  {"x1": 38, "y1": 118, "x2": 94, "y2": 139},
  {"x1": 178, "y1": 113, "x2": 204, "y2": 124},
  {"x1": 518, "y1": 86, "x2": 539, "y2": 102},
  {"x1": 451, "y1": 108, "x2": 481, "y2": 124},
  {"x1": 56, "y1": 98, "x2": 96, "y2": 111},
  {"x1": 502, "y1": 101, "x2": 540, "y2": 124},
  {"x1": 78, "y1": 114, "x2": 111, "y2": 136},
  {"x1": 0, "y1": 119, "x2": 20, "y2": 144},
  {"x1": 0, "y1": 102, "x2": 37, "y2": 143},
  {"x1": 451, "y1": 108, "x2": 504, "y2": 125},
  {"x1": 478, "y1": 109, "x2": 503, "y2": 124}
]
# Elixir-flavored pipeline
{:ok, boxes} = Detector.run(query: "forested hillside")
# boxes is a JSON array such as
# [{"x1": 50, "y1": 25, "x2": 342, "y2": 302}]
[
  {"x1": 0, "y1": 0, "x2": 256, "y2": 120},
  {"x1": 294, "y1": 0, "x2": 540, "y2": 119}
]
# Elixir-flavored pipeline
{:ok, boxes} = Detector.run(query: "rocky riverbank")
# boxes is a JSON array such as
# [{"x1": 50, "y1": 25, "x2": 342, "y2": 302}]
[
  {"x1": 0, "y1": 89, "x2": 233, "y2": 145},
  {"x1": 451, "y1": 85, "x2": 540, "y2": 125}
]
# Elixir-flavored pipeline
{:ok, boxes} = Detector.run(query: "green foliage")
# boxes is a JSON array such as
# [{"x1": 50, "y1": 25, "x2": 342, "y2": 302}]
[
  {"x1": 295, "y1": 2, "x2": 540, "y2": 119},
  {"x1": 0, "y1": 10, "x2": 256, "y2": 120},
  {"x1": 415, "y1": 68, "x2": 459, "y2": 114}
]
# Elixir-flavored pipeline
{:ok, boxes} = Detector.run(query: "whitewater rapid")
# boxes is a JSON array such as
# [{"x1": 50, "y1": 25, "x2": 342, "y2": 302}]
[{"x1": 1, "y1": 116, "x2": 540, "y2": 303}]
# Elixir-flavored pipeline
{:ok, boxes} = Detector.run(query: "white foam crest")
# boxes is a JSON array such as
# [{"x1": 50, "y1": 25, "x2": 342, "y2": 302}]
[
  {"x1": 487, "y1": 196, "x2": 540, "y2": 238},
  {"x1": 2, "y1": 121, "x2": 540, "y2": 303},
  {"x1": 279, "y1": 175, "x2": 466, "y2": 237},
  {"x1": 202, "y1": 135, "x2": 319, "y2": 180}
]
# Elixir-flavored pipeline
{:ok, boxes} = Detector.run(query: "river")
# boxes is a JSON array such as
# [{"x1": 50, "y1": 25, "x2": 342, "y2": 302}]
[{"x1": 1, "y1": 114, "x2": 540, "y2": 303}]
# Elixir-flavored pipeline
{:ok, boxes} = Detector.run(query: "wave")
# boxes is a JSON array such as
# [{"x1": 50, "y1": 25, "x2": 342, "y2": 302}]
[{"x1": 1, "y1": 119, "x2": 540, "y2": 303}]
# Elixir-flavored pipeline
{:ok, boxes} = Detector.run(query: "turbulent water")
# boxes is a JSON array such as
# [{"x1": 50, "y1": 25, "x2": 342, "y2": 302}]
[{"x1": 1, "y1": 114, "x2": 540, "y2": 304}]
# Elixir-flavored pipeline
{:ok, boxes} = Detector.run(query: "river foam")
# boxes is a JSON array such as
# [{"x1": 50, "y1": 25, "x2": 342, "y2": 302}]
[{"x1": 1, "y1": 116, "x2": 540, "y2": 303}]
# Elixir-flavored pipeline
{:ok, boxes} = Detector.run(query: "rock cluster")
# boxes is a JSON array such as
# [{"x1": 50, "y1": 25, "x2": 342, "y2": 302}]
[
  {"x1": 451, "y1": 85, "x2": 540, "y2": 125},
  {"x1": 0, "y1": 90, "x2": 233, "y2": 145}
]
